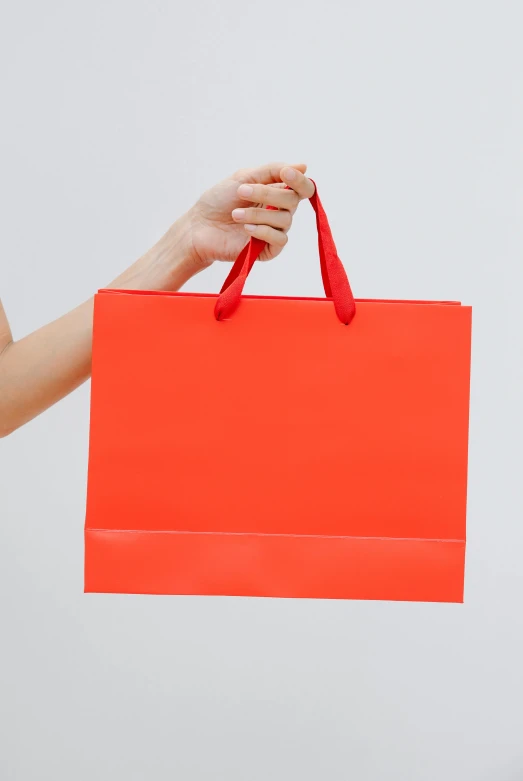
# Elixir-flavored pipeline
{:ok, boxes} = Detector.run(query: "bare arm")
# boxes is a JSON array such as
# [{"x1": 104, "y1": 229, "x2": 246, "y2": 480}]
[
  {"x1": 0, "y1": 219, "x2": 198, "y2": 437},
  {"x1": 0, "y1": 163, "x2": 313, "y2": 438},
  {"x1": 0, "y1": 298, "x2": 94, "y2": 438}
]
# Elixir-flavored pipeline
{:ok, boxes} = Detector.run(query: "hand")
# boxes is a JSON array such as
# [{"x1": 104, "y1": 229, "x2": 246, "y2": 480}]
[
  {"x1": 185, "y1": 162, "x2": 315, "y2": 268},
  {"x1": 0, "y1": 161, "x2": 315, "y2": 436}
]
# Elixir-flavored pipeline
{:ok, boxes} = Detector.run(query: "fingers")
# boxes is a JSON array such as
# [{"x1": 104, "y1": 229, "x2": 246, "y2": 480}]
[
  {"x1": 243, "y1": 223, "x2": 289, "y2": 248},
  {"x1": 236, "y1": 183, "x2": 300, "y2": 210},
  {"x1": 280, "y1": 166, "x2": 315, "y2": 199},
  {"x1": 235, "y1": 164, "x2": 314, "y2": 208},
  {"x1": 231, "y1": 162, "x2": 314, "y2": 258},
  {"x1": 231, "y1": 207, "x2": 291, "y2": 231},
  {"x1": 238, "y1": 162, "x2": 307, "y2": 185}
]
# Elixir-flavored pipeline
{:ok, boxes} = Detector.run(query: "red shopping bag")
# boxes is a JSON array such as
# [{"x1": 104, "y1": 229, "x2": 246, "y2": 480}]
[{"x1": 85, "y1": 185, "x2": 471, "y2": 602}]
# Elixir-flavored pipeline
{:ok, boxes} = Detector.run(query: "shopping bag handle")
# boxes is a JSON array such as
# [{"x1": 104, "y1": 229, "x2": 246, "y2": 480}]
[{"x1": 214, "y1": 181, "x2": 356, "y2": 325}]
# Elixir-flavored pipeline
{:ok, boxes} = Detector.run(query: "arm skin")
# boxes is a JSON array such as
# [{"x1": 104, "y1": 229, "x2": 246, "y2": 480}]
[
  {"x1": 0, "y1": 163, "x2": 315, "y2": 437},
  {"x1": 0, "y1": 219, "x2": 198, "y2": 437}
]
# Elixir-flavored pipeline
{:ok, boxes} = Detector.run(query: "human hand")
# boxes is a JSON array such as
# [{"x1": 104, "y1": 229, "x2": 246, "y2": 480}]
[
  {"x1": 185, "y1": 162, "x2": 315, "y2": 268},
  {"x1": 0, "y1": 162, "x2": 316, "y2": 437}
]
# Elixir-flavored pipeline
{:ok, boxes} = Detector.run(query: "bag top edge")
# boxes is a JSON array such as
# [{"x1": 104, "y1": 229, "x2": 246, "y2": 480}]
[{"x1": 97, "y1": 289, "x2": 464, "y2": 307}]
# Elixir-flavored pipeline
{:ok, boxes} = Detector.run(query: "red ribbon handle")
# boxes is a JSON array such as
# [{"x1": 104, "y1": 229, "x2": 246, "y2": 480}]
[{"x1": 214, "y1": 181, "x2": 356, "y2": 325}]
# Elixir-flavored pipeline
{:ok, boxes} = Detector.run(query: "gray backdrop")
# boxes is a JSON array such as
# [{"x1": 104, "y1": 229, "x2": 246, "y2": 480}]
[{"x1": 1, "y1": 1, "x2": 523, "y2": 779}]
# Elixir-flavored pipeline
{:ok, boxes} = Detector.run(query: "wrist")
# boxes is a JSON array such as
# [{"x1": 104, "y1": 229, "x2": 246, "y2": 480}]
[
  {"x1": 110, "y1": 214, "x2": 209, "y2": 292},
  {"x1": 163, "y1": 210, "x2": 214, "y2": 275}
]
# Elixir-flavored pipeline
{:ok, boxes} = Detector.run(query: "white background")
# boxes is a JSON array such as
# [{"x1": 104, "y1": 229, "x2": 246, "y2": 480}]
[{"x1": 1, "y1": 1, "x2": 523, "y2": 779}]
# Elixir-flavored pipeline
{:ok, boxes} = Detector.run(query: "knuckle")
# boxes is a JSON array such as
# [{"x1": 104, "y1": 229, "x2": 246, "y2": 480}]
[
  {"x1": 234, "y1": 167, "x2": 249, "y2": 182},
  {"x1": 290, "y1": 170, "x2": 304, "y2": 188},
  {"x1": 253, "y1": 208, "x2": 267, "y2": 224},
  {"x1": 282, "y1": 211, "x2": 292, "y2": 229},
  {"x1": 258, "y1": 185, "x2": 270, "y2": 202},
  {"x1": 304, "y1": 177, "x2": 315, "y2": 197}
]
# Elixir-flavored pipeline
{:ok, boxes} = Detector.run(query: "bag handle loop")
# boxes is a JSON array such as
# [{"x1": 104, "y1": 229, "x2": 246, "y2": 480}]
[{"x1": 214, "y1": 181, "x2": 356, "y2": 325}]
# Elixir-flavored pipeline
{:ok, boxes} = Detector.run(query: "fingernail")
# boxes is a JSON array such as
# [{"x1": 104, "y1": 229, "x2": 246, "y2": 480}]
[
  {"x1": 238, "y1": 184, "x2": 254, "y2": 197},
  {"x1": 282, "y1": 167, "x2": 296, "y2": 181},
  {"x1": 232, "y1": 209, "x2": 245, "y2": 221},
  {"x1": 244, "y1": 224, "x2": 257, "y2": 232}
]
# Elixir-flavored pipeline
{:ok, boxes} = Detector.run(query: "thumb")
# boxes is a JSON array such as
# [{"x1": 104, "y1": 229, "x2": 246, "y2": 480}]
[{"x1": 243, "y1": 162, "x2": 307, "y2": 185}]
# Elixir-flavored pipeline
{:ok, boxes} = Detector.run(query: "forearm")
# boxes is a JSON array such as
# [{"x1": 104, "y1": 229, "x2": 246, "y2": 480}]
[
  {"x1": 0, "y1": 217, "x2": 200, "y2": 437},
  {"x1": 0, "y1": 299, "x2": 95, "y2": 436}
]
